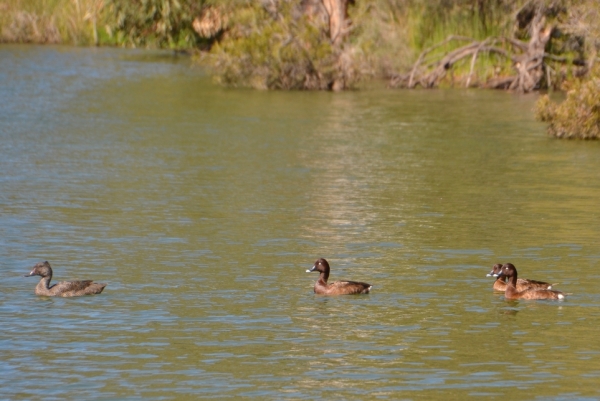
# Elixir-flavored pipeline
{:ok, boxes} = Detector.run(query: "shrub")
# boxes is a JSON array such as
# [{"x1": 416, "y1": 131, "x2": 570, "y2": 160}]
[
  {"x1": 209, "y1": 2, "x2": 357, "y2": 90},
  {"x1": 535, "y1": 67, "x2": 600, "y2": 139},
  {"x1": 106, "y1": 0, "x2": 205, "y2": 48}
]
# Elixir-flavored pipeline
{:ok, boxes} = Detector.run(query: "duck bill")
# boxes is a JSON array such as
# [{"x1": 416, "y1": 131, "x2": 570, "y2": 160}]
[
  {"x1": 24, "y1": 271, "x2": 34, "y2": 277},
  {"x1": 306, "y1": 265, "x2": 317, "y2": 273}
]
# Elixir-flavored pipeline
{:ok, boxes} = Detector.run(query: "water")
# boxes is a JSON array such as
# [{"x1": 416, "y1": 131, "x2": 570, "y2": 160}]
[{"x1": 1, "y1": 45, "x2": 600, "y2": 400}]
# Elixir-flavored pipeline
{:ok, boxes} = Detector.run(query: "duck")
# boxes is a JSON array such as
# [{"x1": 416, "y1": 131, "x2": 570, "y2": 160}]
[
  {"x1": 487, "y1": 263, "x2": 555, "y2": 292},
  {"x1": 492, "y1": 263, "x2": 565, "y2": 300},
  {"x1": 306, "y1": 258, "x2": 372, "y2": 295},
  {"x1": 24, "y1": 261, "x2": 107, "y2": 297}
]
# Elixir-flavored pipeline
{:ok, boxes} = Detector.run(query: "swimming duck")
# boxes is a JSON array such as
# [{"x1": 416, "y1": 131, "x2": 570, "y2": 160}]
[
  {"x1": 25, "y1": 261, "x2": 107, "y2": 297},
  {"x1": 487, "y1": 263, "x2": 554, "y2": 292},
  {"x1": 492, "y1": 263, "x2": 565, "y2": 300},
  {"x1": 306, "y1": 258, "x2": 372, "y2": 295}
]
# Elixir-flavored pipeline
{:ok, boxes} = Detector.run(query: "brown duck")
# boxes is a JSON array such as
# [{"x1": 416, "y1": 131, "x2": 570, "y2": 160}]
[
  {"x1": 487, "y1": 263, "x2": 555, "y2": 292},
  {"x1": 306, "y1": 258, "x2": 372, "y2": 295},
  {"x1": 25, "y1": 261, "x2": 107, "y2": 297},
  {"x1": 493, "y1": 263, "x2": 565, "y2": 300}
]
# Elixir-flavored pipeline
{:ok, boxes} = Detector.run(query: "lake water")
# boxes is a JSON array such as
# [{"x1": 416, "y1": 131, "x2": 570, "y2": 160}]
[{"x1": 1, "y1": 45, "x2": 600, "y2": 400}]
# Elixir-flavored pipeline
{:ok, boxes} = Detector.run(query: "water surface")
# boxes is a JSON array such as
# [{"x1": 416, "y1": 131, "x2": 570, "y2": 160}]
[{"x1": 1, "y1": 45, "x2": 600, "y2": 400}]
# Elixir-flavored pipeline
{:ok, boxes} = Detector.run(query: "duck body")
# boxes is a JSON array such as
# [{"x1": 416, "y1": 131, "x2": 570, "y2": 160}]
[
  {"x1": 307, "y1": 258, "x2": 372, "y2": 295},
  {"x1": 25, "y1": 261, "x2": 107, "y2": 297},
  {"x1": 487, "y1": 263, "x2": 554, "y2": 292},
  {"x1": 493, "y1": 263, "x2": 564, "y2": 300}
]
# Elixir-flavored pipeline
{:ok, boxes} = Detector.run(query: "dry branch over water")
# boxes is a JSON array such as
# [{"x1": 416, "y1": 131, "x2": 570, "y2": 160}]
[{"x1": 390, "y1": 2, "x2": 582, "y2": 93}]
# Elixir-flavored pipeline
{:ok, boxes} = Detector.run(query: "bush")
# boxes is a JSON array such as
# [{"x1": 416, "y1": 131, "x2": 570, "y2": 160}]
[
  {"x1": 209, "y1": 2, "x2": 357, "y2": 90},
  {"x1": 535, "y1": 67, "x2": 600, "y2": 139},
  {"x1": 106, "y1": 0, "x2": 204, "y2": 48}
]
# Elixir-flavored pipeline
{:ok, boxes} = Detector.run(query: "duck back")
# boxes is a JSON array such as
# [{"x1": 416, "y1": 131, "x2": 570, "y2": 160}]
[
  {"x1": 315, "y1": 279, "x2": 372, "y2": 295},
  {"x1": 493, "y1": 277, "x2": 553, "y2": 292},
  {"x1": 505, "y1": 285, "x2": 565, "y2": 300},
  {"x1": 36, "y1": 279, "x2": 107, "y2": 297}
]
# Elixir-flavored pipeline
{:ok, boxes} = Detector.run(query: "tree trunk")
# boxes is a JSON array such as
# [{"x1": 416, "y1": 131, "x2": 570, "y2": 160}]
[
  {"x1": 302, "y1": 0, "x2": 353, "y2": 90},
  {"x1": 303, "y1": 0, "x2": 351, "y2": 45},
  {"x1": 509, "y1": 4, "x2": 551, "y2": 92},
  {"x1": 321, "y1": 0, "x2": 350, "y2": 45}
]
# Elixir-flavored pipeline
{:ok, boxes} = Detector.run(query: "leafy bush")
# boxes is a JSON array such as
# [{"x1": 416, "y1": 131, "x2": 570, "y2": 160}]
[
  {"x1": 535, "y1": 67, "x2": 600, "y2": 139},
  {"x1": 209, "y1": 2, "x2": 357, "y2": 90},
  {"x1": 106, "y1": 0, "x2": 205, "y2": 48}
]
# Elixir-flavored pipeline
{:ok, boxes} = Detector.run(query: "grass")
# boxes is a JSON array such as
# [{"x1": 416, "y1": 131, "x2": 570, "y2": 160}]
[
  {"x1": 0, "y1": 0, "x2": 106, "y2": 45},
  {"x1": 345, "y1": 0, "x2": 519, "y2": 84}
]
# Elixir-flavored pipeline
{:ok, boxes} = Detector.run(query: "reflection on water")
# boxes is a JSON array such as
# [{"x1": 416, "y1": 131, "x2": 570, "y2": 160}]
[{"x1": 1, "y1": 45, "x2": 600, "y2": 400}]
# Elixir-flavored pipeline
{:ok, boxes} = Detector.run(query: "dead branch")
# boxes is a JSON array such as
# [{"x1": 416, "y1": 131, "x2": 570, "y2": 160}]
[
  {"x1": 467, "y1": 39, "x2": 491, "y2": 88},
  {"x1": 407, "y1": 35, "x2": 474, "y2": 88},
  {"x1": 393, "y1": 38, "x2": 516, "y2": 89},
  {"x1": 391, "y1": 3, "x2": 573, "y2": 93}
]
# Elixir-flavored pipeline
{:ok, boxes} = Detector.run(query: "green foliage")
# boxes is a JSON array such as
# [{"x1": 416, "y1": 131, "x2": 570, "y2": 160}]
[
  {"x1": 106, "y1": 0, "x2": 205, "y2": 48},
  {"x1": 536, "y1": 67, "x2": 600, "y2": 139},
  {"x1": 210, "y1": 2, "x2": 349, "y2": 90},
  {"x1": 340, "y1": 0, "x2": 522, "y2": 83},
  {"x1": 347, "y1": 1, "x2": 414, "y2": 77},
  {"x1": 407, "y1": 0, "x2": 516, "y2": 50}
]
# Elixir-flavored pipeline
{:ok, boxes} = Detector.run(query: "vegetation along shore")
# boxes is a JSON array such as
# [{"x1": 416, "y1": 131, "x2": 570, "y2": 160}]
[{"x1": 1, "y1": 0, "x2": 598, "y2": 139}]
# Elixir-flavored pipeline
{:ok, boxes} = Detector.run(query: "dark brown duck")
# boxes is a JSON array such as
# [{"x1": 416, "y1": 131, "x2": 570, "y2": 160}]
[
  {"x1": 493, "y1": 263, "x2": 565, "y2": 300},
  {"x1": 306, "y1": 258, "x2": 372, "y2": 295},
  {"x1": 487, "y1": 263, "x2": 555, "y2": 292},
  {"x1": 25, "y1": 261, "x2": 107, "y2": 297}
]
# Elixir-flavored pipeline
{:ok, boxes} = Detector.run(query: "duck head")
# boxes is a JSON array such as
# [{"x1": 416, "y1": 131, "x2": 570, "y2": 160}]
[
  {"x1": 24, "y1": 261, "x2": 53, "y2": 278},
  {"x1": 496, "y1": 263, "x2": 517, "y2": 279},
  {"x1": 306, "y1": 258, "x2": 330, "y2": 274},
  {"x1": 486, "y1": 263, "x2": 503, "y2": 277}
]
